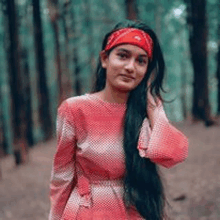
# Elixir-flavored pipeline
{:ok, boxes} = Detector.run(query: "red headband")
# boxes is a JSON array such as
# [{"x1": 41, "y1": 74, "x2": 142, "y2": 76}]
[{"x1": 105, "y1": 28, "x2": 153, "y2": 60}]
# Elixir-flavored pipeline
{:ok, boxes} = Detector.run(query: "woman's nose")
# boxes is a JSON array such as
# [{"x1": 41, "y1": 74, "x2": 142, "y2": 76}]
[{"x1": 125, "y1": 59, "x2": 135, "y2": 72}]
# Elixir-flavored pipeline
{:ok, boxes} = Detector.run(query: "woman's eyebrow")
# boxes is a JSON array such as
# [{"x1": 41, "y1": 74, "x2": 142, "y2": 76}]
[
  {"x1": 117, "y1": 48, "x2": 147, "y2": 57},
  {"x1": 117, "y1": 48, "x2": 130, "y2": 53},
  {"x1": 138, "y1": 54, "x2": 148, "y2": 58}
]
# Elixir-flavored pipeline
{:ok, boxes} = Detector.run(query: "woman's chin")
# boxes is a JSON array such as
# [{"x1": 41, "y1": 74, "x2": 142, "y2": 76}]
[{"x1": 115, "y1": 82, "x2": 135, "y2": 92}]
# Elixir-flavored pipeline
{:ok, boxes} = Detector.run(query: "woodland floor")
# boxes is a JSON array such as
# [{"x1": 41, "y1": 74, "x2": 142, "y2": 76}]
[{"x1": 0, "y1": 120, "x2": 220, "y2": 220}]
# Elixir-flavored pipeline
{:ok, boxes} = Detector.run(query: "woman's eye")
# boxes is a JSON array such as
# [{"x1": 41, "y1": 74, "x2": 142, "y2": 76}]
[
  {"x1": 118, "y1": 53, "x2": 128, "y2": 59},
  {"x1": 138, "y1": 57, "x2": 147, "y2": 65}
]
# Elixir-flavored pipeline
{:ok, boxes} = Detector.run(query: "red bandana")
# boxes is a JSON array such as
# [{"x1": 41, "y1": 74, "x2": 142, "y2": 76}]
[{"x1": 105, "y1": 28, "x2": 153, "y2": 60}]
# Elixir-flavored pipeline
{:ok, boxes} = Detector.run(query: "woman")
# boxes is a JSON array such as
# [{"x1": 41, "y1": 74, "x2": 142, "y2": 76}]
[{"x1": 49, "y1": 20, "x2": 188, "y2": 220}]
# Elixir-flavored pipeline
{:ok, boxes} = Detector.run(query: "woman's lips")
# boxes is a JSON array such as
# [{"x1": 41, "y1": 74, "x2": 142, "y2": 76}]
[{"x1": 120, "y1": 74, "x2": 135, "y2": 80}]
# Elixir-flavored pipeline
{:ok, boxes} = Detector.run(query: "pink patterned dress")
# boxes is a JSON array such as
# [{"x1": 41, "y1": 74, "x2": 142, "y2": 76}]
[{"x1": 49, "y1": 93, "x2": 188, "y2": 220}]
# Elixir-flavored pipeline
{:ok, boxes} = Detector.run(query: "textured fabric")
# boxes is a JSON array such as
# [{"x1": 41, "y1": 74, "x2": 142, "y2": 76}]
[
  {"x1": 105, "y1": 28, "x2": 153, "y2": 60},
  {"x1": 49, "y1": 93, "x2": 188, "y2": 220}
]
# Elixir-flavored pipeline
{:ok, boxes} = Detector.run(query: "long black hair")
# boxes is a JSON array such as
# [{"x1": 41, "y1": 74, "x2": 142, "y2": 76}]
[{"x1": 92, "y1": 20, "x2": 166, "y2": 220}]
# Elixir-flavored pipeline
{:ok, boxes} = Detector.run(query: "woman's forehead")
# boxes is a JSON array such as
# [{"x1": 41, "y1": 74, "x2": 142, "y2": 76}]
[{"x1": 113, "y1": 44, "x2": 148, "y2": 56}]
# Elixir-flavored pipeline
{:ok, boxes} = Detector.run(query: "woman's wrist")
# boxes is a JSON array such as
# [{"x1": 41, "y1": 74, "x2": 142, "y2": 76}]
[{"x1": 148, "y1": 108, "x2": 156, "y2": 129}]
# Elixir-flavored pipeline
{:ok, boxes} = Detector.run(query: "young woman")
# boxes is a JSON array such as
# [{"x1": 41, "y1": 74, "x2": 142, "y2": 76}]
[{"x1": 49, "y1": 20, "x2": 188, "y2": 220}]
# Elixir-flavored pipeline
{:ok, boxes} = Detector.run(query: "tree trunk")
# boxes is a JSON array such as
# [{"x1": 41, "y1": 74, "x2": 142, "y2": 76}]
[
  {"x1": 125, "y1": 0, "x2": 138, "y2": 20},
  {"x1": 84, "y1": 0, "x2": 95, "y2": 69},
  {"x1": 0, "y1": 112, "x2": 4, "y2": 158},
  {"x1": 60, "y1": 1, "x2": 73, "y2": 99},
  {"x1": 48, "y1": 0, "x2": 63, "y2": 104},
  {"x1": 181, "y1": 47, "x2": 188, "y2": 119},
  {"x1": 21, "y1": 48, "x2": 34, "y2": 146},
  {"x1": 154, "y1": 0, "x2": 162, "y2": 37},
  {"x1": 33, "y1": 0, "x2": 53, "y2": 140},
  {"x1": 217, "y1": 2, "x2": 220, "y2": 115},
  {"x1": 69, "y1": 2, "x2": 81, "y2": 96},
  {"x1": 185, "y1": 0, "x2": 214, "y2": 126},
  {"x1": 83, "y1": 0, "x2": 96, "y2": 91},
  {"x1": 0, "y1": 112, "x2": 4, "y2": 179},
  {"x1": 6, "y1": 0, "x2": 29, "y2": 165}
]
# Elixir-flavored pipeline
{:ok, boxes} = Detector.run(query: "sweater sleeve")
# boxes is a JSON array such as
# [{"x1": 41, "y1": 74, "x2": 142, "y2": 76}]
[
  {"x1": 49, "y1": 100, "x2": 77, "y2": 220},
  {"x1": 137, "y1": 102, "x2": 188, "y2": 168}
]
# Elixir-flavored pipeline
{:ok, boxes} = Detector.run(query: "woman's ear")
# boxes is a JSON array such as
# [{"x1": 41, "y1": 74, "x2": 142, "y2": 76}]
[{"x1": 100, "y1": 50, "x2": 108, "y2": 69}]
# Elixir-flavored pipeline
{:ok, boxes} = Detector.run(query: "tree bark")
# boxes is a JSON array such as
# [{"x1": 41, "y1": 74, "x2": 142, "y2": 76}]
[
  {"x1": 60, "y1": 1, "x2": 73, "y2": 99},
  {"x1": 217, "y1": 2, "x2": 220, "y2": 115},
  {"x1": 48, "y1": 0, "x2": 63, "y2": 104},
  {"x1": 0, "y1": 110, "x2": 5, "y2": 179},
  {"x1": 185, "y1": 0, "x2": 214, "y2": 125},
  {"x1": 6, "y1": 0, "x2": 29, "y2": 165},
  {"x1": 21, "y1": 48, "x2": 34, "y2": 146},
  {"x1": 84, "y1": 0, "x2": 95, "y2": 69},
  {"x1": 69, "y1": 2, "x2": 81, "y2": 96},
  {"x1": 33, "y1": 0, "x2": 53, "y2": 139},
  {"x1": 0, "y1": 113, "x2": 4, "y2": 179},
  {"x1": 154, "y1": 0, "x2": 162, "y2": 37},
  {"x1": 181, "y1": 45, "x2": 188, "y2": 119},
  {"x1": 125, "y1": 0, "x2": 138, "y2": 20},
  {"x1": 0, "y1": 123, "x2": 2, "y2": 179}
]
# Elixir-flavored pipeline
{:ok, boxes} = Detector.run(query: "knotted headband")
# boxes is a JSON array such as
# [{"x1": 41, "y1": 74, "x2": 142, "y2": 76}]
[{"x1": 104, "y1": 28, "x2": 153, "y2": 60}]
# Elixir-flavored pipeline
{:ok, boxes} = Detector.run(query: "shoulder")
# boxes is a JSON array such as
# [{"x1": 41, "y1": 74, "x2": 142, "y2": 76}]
[
  {"x1": 57, "y1": 94, "x2": 92, "y2": 123},
  {"x1": 64, "y1": 94, "x2": 90, "y2": 105},
  {"x1": 58, "y1": 93, "x2": 97, "y2": 114}
]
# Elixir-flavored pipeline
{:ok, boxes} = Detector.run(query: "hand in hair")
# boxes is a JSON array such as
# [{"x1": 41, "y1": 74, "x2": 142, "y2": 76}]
[{"x1": 147, "y1": 89, "x2": 160, "y2": 129}]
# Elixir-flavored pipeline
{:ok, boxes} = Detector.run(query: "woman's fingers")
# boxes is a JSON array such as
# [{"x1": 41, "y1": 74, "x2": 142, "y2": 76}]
[{"x1": 147, "y1": 89, "x2": 157, "y2": 109}]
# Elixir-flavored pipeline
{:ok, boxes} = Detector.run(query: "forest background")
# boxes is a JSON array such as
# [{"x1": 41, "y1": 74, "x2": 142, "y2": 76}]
[{"x1": 0, "y1": 0, "x2": 219, "y2": 165}]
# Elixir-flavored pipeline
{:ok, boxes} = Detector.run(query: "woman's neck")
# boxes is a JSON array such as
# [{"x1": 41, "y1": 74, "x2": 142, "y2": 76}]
[{"x1": 97, "y1": 86, "x2": 129, "y2": 104}]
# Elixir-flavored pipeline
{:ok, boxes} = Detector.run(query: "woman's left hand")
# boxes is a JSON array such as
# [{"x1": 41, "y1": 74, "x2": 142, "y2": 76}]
[{"x1": 147, "y1": 89, "x2": 158, "y2": 129}]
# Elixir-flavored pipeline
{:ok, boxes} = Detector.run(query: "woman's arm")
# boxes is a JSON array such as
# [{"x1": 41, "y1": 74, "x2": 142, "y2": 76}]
[
  {"x1": 137, "y1": 98, "x2": 188, "y2": 168},
  {"x1": 49, "y1": 101, "x2": 77, "y2": 220}
]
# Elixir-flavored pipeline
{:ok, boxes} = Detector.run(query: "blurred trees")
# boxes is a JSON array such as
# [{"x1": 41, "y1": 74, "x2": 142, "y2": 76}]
[
  {"x1": 5, "y1": 0, "x2": 29, "y2": 164},
  {"x1": 184, "y1": 0, "x2": 213, "y2": 125},
  {"x1": 33, "y1": 0, "x2": 53, "y2": 140},
  {"x1": 217, "y1": 1, "x2": 220, "y2": 115},
  {"x1": 126, "y1": 0, "x2": 138, "y2": 20},
  {"x1": 48, "y1": 0, "x2": 62, "y2": 103},
  {"x1": 60, "y1": 0, "x2": 74, "y2": 99},
  {"x1": 0, "y1": 0, "x2": 219, "y2": 165}
]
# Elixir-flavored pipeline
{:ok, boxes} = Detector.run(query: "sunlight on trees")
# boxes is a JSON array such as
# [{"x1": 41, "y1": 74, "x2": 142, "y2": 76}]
[{"x1": 173, "y1": 4, "x2": 185, "y2": 18}]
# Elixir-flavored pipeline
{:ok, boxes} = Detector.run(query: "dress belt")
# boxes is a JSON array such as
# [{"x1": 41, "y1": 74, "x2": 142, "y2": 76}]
[
  {"x1": 62, "y1": 161, "x2": 126, "y2": 219},
  {"x1": 90, "y1": 179, "x2": 123, "y2": 185},
  {"x1": 62, "y1": 173, "x2": 126, "y2": 220},
  {"x1": 77, "y1": 175, "x2": 123, "y2": 205}
]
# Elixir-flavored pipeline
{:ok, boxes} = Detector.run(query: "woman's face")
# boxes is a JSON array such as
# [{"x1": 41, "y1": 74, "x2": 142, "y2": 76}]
[{"x1": 100, "y1": 44, "x2": 149, "y2": 93}]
